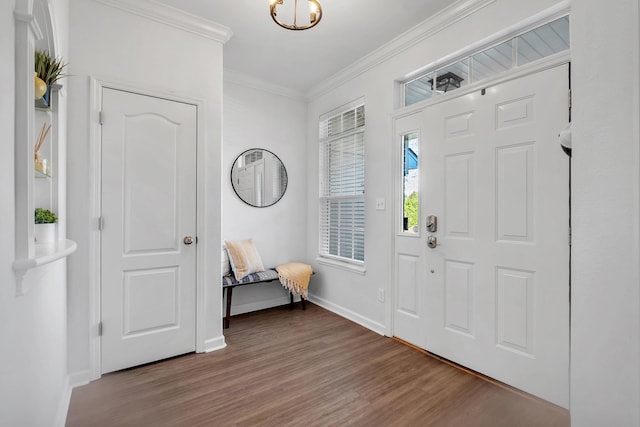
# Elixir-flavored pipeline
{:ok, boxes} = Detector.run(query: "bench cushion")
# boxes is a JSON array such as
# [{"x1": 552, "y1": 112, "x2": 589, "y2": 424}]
[{"x1": 222, "y1": 268, "x2": 280, "y2": 287}]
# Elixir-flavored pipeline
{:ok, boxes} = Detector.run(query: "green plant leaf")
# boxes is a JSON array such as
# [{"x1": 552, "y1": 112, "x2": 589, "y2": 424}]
[
  {"x1": 34, "y1": 49, "x2": 68, "y2": 85},
  {"x1": 35, "y1": 207, "x2": 58, "y2": 224}
]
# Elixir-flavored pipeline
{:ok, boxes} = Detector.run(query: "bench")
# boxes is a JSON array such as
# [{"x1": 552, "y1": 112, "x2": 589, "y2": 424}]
[{"x1": 221, "y1": 268, "x2": 306, "y2": 329}]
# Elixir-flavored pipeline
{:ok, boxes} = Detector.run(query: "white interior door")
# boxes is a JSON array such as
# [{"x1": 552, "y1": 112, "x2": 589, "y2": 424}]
[
  {"x1": 423, "y1": 65, "x2": 570, "y2": 407},
  {"x1": 101, "y1": 88, "x2": 197, "y2": 374}
]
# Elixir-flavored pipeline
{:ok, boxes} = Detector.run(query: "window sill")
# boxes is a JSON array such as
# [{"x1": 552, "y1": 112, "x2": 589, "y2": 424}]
[{"x1": 316, "y1": 256, "x2": 366, "y2": 275}]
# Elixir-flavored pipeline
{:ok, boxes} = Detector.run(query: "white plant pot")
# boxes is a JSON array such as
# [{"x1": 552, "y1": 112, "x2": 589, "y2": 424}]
[{"x1": 35, "y1": 223, "x2": 56, "y2": 243}]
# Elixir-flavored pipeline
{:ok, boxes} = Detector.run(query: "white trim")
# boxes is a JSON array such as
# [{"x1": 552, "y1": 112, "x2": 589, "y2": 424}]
[
  {"x1": 308, "y1": 294, "x2": 387, "y2": 336},
  {"x1": 53, "y1": 375, "x2": 71, "y2": 427},
  {"x1": 633, "y1": 1, "x2": 640, "y2": 417},
  {"x1": 224, "y1": 69, "x2": 305, "y2": 101},
  {"x1": 315, "y1": 256, "x2": 366, "y2": 275},
  {"x1": 194, "y1": 82, "x2": 207, "y2": 354},
  {"x1": 89, "y1": 78, "x2": 102, "y2": 381},
  {"x1": 203, "y1": 336, "x2": 227, "y2": 353},
  {"x1": 306, "y1": 0, "x2": 496, "y2": 100},
  {"x1": 68, "y1": 369, "x2": 91, "y2": 388},
  {"x1": 14, "y1": 10, "x2": 44, "y2": 40},
  {"x1": 88, "y1": 76, "x2": 207, "y2": 379},
  {"x1": 93, "y1": 0, "x2": 233, "y2": 43}
]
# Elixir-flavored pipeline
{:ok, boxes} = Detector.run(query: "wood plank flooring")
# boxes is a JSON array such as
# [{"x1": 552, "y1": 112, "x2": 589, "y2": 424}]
[{"x1": 66, "y1": 303, "x2": 569, "y2": 427}]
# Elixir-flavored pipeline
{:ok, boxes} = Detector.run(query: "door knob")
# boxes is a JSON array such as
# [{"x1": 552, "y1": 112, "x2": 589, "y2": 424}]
[
  {"x1": 427, "y1": 235, "x2": 438, "y2": 249},
  {"x1": 184, "y1": 236, "x2": 194, "y2": 245}
]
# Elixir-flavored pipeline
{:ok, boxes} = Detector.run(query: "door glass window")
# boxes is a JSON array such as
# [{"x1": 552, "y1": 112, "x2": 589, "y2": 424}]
[
  {"x1": 402, "y1": 16, "x2": 570, "y2": 106},
  {"x1": 516, "y1": 16, "x2": 570, "y2": 66},
  {"x1": 402, "y1": 132, "x2": 419, "y2": 234}
]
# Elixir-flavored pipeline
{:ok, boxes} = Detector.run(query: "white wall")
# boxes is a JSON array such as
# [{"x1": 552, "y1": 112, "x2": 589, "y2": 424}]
[
  {"x1": 571, "y1": 0, "x2": 640, "y2": 424},
  {"x1": 67, "y1": 0, "x2": 225, "y2": 381},
  {"x1": 0, "y1": 0, "x2": 72, "y2": 426},
  {"x1": 223, "y1": 73, "x2": 308, "y2": 314}
]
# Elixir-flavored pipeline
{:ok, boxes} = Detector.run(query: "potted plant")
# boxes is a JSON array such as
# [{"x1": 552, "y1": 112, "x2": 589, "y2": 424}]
[
  {"x1": 34, "y1": 207, "x2": 57, "y2": 243},
  {"x1": 34, "y1": 49, "x2": 68, "y2": 107}
]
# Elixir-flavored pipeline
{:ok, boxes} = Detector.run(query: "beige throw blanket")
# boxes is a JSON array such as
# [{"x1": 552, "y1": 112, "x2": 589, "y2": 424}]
[{"x1": 276, "y1": 262, "x2": 313, "y2": 298}]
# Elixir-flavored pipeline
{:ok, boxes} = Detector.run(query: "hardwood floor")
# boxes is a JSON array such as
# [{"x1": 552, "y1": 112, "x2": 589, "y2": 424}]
[{"x1": 66, "y1": 303, "x2": 569, "y2": 426}]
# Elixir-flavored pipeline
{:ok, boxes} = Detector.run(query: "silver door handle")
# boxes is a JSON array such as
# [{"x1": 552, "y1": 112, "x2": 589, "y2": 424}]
[
  {"x1": 427, "y1": 215, "x2": 437, "y2": 232},
  {"x1": 427, "y1": 235, "x2": 438, "y2": 249},
  {"x1": 184, "y1": 236, "x2": 194, "y2": 245}
]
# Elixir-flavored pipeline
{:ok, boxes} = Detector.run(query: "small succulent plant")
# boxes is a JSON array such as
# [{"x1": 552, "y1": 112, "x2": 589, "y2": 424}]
[{"x1": 35, "y1": 208, "x2": 57, "y2": 224}]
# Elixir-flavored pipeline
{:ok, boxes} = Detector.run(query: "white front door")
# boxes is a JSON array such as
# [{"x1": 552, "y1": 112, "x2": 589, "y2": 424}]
[
  {"x1": 424, "y1": 64, "x2": 570, "y2": 407},
  {"x1": 100, "y1": 88, "x2": 198, "y2": 374},
  {"x1": 393, "y1": 64, "x2": 570, "y2": 407}
]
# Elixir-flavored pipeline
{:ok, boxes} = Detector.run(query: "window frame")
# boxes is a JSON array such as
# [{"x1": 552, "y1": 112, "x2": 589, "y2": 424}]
[
  {"x1": 318, "y1": 99, "x2": 366, "y2": 270},
  {"x1": 401, "y1": 15, "x2": 570, "y2": 107}
]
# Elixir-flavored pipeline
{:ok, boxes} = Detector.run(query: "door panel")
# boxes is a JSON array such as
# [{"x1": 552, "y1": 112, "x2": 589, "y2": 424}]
[
  {"x1": 101, "y1": 88, "x2": 197, "y2": 374},
  {"x1": 424, "y1": 65, "x2": 570, "y2": 407},
  {"x1": 393, "y1": 65, "x2": 569, "y2": 407}
]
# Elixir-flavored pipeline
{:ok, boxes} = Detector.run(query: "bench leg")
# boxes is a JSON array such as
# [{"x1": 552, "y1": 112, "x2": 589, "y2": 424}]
[
  {"x1": 224, "y1": 287, "x2": 233, "y2": 329},
  {"x1": 289, "y1": 291, "x2": 306, "y2": 310}
]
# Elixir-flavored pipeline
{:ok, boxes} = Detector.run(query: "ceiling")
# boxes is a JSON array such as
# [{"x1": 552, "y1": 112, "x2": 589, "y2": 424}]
[{"x1": 153, "y1": 0, "x2": 453, "y2": 94}]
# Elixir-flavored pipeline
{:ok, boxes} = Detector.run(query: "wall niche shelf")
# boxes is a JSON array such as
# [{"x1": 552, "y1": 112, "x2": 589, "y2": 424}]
[
  {"x1": 35, "y1": 168, "x2": 51, "y2": 179},
  {"x1": 13, "y1": 2, "x2": 76, "y2": 296},
  {"x1": 14, "y1": 240, "x2": 78, "y2": 296}
]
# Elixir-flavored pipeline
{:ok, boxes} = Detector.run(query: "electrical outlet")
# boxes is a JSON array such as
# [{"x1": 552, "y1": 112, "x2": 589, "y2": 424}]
[{"x1": 378, "y1": 288, "x2": 385, "y2": 302}]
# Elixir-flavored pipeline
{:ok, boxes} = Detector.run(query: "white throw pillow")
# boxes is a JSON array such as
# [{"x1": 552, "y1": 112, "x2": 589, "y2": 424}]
[
  {"x1": 224, "y1": 239, "x2": 265, "y2": 280},
  {"x1": 222, "y1": 245, "x2": 231, "y2": 276}
]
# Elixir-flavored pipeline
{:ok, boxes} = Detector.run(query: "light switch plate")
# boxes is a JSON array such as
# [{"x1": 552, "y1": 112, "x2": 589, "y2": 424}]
[{"x1": 375, "y1": 197, "x2": 385, "y2": 210}]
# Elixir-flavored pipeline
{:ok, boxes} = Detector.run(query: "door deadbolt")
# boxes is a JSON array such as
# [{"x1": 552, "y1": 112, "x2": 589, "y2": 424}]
[
  {"x1": 184, "y1": 236, "x2": 194, "y2": 245},
  {"x1": 427, "y1": 235, "x2": 438, "y2": 249},
  {"x1": 426, "y1": 215, "x2": 437, "y2": 233}
]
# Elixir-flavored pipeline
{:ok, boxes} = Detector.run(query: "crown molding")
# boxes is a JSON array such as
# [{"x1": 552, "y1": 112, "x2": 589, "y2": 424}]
[
  {"x1": 94, "y1": 0, "x2": 233, "y2": 44},
  {"x1": 306, "y1": 0, "x2": 496, "y2": 100},
  {"x1": 224, "y1": 69, "x2": 306, "y2": 102}
]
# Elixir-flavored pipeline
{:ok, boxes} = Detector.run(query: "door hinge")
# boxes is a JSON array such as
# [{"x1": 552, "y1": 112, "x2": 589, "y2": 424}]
[
  {"x1": 98, "y1": 322, "x2": 103, "y2": 337},
  {"x1": 97, "y1": 216, "x2": 104, "y2": 230},
  {"x1": 99, "y1": 111, "x2": 104, "y2": 125}
]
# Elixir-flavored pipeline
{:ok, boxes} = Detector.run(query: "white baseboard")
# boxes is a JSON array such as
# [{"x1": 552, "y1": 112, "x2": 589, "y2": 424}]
[
  {"x1": 54, "y1": 375, "x2": 72, "y2": 427},
  {"x1": 231, "y1": 296, "x2": 292, "y2": 316},
  {"x1": 307, "y1": 294, "x2": 388, "y2": 336},
  {"x1": 203, "y1": 335, "x2": 226, "y2": 353},
  {"x1": 68, "y1": 369, "x2": 91, "y2": 388}
]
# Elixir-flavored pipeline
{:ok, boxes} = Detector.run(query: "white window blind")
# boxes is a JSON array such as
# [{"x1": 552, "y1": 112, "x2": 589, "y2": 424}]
[{"x1": 319, "y1": 101, "x2": 365, "y2": 263}]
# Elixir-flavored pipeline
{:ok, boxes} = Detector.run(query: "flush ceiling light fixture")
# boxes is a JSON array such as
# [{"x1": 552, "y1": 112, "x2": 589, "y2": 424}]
[{"x1": 270, "y1": 0, "x2": 322, "y2": 31}]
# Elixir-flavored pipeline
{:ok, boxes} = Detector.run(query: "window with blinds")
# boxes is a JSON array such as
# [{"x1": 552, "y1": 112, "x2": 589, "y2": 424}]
[{"x1": 319, "y1": 100, "x2": 365, "y2": 264}]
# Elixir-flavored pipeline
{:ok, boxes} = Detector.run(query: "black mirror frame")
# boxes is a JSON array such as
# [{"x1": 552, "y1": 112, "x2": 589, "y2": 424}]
[{"x1": 230, "y1": 148, "x2": 288, "y2": 208}]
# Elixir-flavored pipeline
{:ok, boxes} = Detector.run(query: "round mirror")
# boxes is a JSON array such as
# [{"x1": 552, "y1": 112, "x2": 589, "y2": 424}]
[{"x1": 231, "y1": 149, "x2": 288, "y2": 208}]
